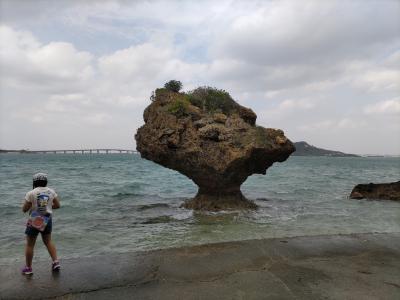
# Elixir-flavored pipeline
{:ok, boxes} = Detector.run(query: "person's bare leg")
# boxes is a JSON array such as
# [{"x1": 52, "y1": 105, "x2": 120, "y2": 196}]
[
  {"x1": 25, "y1": 235, "x2": 37, "y2": 268},
  {"x1": 42, "y1": 234, "x2": 58, "y2": 261}
]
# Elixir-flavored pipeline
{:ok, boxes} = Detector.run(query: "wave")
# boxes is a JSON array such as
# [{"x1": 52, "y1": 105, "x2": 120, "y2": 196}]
[
  {"x1": 140, "y1": 209, "x2": 193, "y2": 224},
  {"x1": 141, "y1": 215, "x2": 174, "y2": 224},
  {"x1": 256, "y1": 197, "x2": 271, "y2": 201},
  {"x1": 137, "y1": 203, "x2": 170, "y2": 211},
  {"x1": 111, "y1": 192, "x2": 142, "y2": 199},
  {"x1": 0, "y1": 207, "x2": 20, "y2": 217}
]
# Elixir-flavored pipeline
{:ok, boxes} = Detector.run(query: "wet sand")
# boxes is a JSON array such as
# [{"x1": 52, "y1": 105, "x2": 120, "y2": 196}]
[{"x1": 1, "y1": 233, "x2": 399, "y2": 300}]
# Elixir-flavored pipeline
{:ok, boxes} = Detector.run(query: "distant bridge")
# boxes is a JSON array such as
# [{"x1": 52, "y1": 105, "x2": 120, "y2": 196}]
[{"x1": 1, "y1": 149, "x2": 137, "y2": 154}]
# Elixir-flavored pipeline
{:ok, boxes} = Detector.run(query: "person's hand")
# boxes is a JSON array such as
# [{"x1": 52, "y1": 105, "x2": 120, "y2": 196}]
[
  {"x1": 52, "y1": 197, "x2": 61, "y2": 209},
  {"x1": 22, "y1": 200, "x2": 32, "y2": 213}
]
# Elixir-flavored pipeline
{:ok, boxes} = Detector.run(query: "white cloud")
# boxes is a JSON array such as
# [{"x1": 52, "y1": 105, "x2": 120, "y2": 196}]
[
  {"x1": 279, "y1": 99, "x2": 315, "y2": 111},
  {"x1": 0, "y1": 25, "x2": 94, "y2": 97},
  {"x1": 32, "y1": 115, "x2": 45, "y2": 124},
  {"x1": 45, "y1": 94, "x2": 89, "y2": 113},
  {"x1": 298, "y1": 120, "x2": 335, "y2": 132},
  {"x1": 260, "y1": 98, "x2": 318, "y2": 124},
  {"x1": 84, "y1": 113, "x2": 112, "y2": 125},
  {"x1": 28, "y1": 42, "x2": 93, "y2": 80},
  {"x1": 356, "y1": 70, "x2": 400, "y2": 92},
  {"x1": 364, "y1": 98, "x2": 400, "y2": 115},
  {"x1": 302, "y1": 80, "x2": 338, "y2": 92},
  {"x1": 298, "y1": 118, "x2": 366, "y2": 132},
  {"x1": 0, "y1": 24, "x2": 206, "y2": 149},
  {"x1": 384, "y1": 50, "x2": 400, "y2": 69},
  {"x1": 0, "y1": 1, "x2": 399, "y2": 154},
  {"x1": 213, "y1": 0, "x2": 400, "y2": 65},
  {"x1": 98, "y1": 43, "x2": 172, "y2": 82},
  {"x1": 337, "y1": 118, "x2": 366, "y2": 130}
]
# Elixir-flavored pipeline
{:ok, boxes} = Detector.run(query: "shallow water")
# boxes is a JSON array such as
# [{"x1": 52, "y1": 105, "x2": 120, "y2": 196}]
[{"x1": 1, "y1": 153, "x2": 399, "y2": 264}]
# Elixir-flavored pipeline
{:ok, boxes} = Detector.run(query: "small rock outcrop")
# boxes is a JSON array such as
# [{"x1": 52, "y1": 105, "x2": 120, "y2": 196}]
[
  {"x1": 350, "y1": 181, "x2": 400, "y2": 201},
  {"x1": 135, "y1": 86, "x2": 295, "y2": 210}
]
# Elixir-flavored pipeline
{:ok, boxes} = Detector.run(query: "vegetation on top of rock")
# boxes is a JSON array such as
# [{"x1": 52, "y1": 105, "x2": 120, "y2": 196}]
[
  {"x1": 187, "y1": 87, "x2": 236, "y2": 115},
  {"x1": 164, "y1": 80, "x2": 182, "y2": 92},
  {"x1": 150, "y1": 91, "x2": 156, "y2": 102},
  {"x1": 167, "y1": 95, "x2": 190, "y2": 117},
  {"x1": 152, "y1": 84, "x2": 256, "y2": 125}
]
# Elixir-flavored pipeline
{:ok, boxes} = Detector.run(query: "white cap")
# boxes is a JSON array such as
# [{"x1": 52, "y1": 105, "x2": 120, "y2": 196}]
[{"x1": 33, "y1": 173, "x2": 48, "y2": 182}]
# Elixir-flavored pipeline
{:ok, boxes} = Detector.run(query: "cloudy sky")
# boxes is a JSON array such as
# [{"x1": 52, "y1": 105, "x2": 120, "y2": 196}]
[{"x1": 0, "y1": 0, "x2": 399, "y2": 154}]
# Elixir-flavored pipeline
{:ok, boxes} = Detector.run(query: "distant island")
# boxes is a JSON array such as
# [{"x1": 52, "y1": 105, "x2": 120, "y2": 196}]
[{"x1": 292, "y1": 141, "x2": 359, "y2": 157}]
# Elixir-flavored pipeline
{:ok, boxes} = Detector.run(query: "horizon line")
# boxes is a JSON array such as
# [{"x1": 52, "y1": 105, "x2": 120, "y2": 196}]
[{"x1": 1, "y1": 148, "x2": 399, "y2": 157}]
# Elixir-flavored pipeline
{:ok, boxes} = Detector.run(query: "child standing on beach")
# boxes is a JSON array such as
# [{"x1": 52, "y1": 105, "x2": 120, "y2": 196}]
[{"x1": 21, "y1": 173, "x2": 61, "y2": 275}]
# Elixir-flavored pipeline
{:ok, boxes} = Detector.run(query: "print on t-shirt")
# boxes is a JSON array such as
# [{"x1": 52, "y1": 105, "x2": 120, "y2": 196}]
[{"x1": 37, "y1": 193, "x2": 49, "y2": 214}]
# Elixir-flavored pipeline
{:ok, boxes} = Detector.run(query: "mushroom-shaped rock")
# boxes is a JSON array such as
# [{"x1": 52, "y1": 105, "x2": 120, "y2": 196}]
[{"x1": 135, "y1": 87, "x2": 295, "y2": 210}]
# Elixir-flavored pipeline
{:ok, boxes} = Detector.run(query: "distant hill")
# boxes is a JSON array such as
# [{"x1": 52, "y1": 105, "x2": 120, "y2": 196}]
[{"x1": 292, "y1": 142, "x2": 359, "y2": 157}]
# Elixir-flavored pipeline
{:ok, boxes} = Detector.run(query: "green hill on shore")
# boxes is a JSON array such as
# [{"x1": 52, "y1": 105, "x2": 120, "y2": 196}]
[{"x1": 293, "y1": 141, "x2": 359, "y2": 157}]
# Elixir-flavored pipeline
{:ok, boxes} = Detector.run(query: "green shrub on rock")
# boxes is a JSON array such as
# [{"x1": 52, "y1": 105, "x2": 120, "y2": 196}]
[
  {"x1": 167, "y1": 96, "x2": 190, "y2": 117},
  {"x1": 164, "y1": 80, "x2": 182, "y2": 92},
  {"x1": 187, "y1": 87, "x2": 236, "y2": 115}
]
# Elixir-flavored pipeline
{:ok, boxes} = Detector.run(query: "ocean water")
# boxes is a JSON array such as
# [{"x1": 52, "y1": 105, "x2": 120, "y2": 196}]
[{"x1": 1, "y1": 153, "x2": 399, "y2": 264}]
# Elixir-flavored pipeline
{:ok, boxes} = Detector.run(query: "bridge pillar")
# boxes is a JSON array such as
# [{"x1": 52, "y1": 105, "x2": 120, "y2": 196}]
[
  {"x1": 97, "y1": 150, "x2": 99, "y2": 154},
  {"x1": 106, "y1": 150, "x2": 109, "y2": 154}
]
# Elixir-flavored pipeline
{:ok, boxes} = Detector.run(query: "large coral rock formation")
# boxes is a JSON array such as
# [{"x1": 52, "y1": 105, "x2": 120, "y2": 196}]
[
  {"x1": 135, "y1": 88, "x2": 295, "y2": 210},
  {"x1": 350, "y1": 181, "x2": 400, "y2": 201}
]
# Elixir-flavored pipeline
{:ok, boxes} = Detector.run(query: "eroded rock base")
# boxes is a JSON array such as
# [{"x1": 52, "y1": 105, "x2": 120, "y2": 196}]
[{"x1": 182, "y1": 191, "x2": 257, "y2": 210}]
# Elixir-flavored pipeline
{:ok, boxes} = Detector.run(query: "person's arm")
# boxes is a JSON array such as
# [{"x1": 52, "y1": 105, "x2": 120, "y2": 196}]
[
  {"x1": 52, "y1": 197, "x2": 61, "y2": 209},
  {"x1": 22, "y1": 200, "x2": 32, "y2": 213}
]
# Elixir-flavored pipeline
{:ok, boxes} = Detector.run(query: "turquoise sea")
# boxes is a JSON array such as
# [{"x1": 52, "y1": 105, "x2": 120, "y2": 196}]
[{"x1": 1, "y1": 154, "x2": 399, "y2": 264}]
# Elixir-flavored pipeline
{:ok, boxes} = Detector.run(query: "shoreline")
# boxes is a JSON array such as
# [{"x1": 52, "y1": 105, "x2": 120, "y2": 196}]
[
  {"x1": 1, "y1": 230, "x2": 399, "y2": 266},
  {"x1": 1, "y1": 232, "x2": 399, "y2": 299}
]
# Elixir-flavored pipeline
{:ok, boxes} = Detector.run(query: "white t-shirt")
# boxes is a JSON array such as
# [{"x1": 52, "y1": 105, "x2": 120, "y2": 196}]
[{"x1": 25, "y1": 187, "x2": 58, "y2": 216}]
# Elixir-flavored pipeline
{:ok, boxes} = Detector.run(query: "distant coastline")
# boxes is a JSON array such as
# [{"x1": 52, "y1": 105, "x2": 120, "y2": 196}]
[
  {"x1": 0, "y1": 149, "x2": 136, "y2": 154},
  {"x1": 0, "y1": 149, "x2": 30, "y2": 153},
  {"x1": 1, "y1": 146, "x2": 398, "y2": 157},
  {"x1": 292, "y1": 141, "x2": 359, "y2": 157}
]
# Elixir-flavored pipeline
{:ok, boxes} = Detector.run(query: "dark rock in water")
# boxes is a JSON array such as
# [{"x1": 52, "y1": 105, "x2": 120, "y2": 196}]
[
  {"x1": 135, "y1": 86, "x2": 295, "y2": 210},
  {"x1": 350, "y1": 181, "x2": 400, "y2": 201}
]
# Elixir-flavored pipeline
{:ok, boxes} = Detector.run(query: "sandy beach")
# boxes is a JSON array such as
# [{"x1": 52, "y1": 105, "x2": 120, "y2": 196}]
[{"x1": 1, "y1": 232, "x2": 399, "y2": 300}]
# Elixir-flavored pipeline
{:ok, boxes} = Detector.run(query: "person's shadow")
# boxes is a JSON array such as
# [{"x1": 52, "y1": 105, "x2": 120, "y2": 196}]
[{"x1": 52, "y1": 269, "x2": 61, "y2": 279}]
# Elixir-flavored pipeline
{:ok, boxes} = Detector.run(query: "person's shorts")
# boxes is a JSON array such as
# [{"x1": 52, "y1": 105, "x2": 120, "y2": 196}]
[{"x1": 25, "y1": 218, "x2": 52, "y2": 236}]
